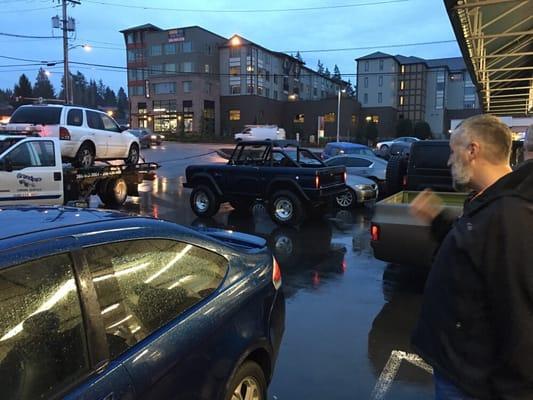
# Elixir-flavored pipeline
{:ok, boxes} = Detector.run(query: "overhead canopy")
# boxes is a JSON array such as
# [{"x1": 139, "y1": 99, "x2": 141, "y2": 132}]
[{"x1": 445, "y1": 0, "x2": 532, "y2": 116}]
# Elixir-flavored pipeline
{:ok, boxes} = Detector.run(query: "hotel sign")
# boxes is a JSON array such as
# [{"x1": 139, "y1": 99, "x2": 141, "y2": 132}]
[{"x1": 168, "y1": 29, "x2": 185, "y2": 43}]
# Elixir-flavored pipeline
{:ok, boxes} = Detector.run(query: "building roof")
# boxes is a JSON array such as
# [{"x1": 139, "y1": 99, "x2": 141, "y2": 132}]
[
  {"x1": 355, "y1": 51, "x2": 394, "y2": 61},
  {"x1": 425, "y1": 57, "x2": 466, "y2": 71},
  {"x1": 394, "y1": 55, "x2": 425, "y2": 65},
  {"x1": 120, "y1": 23, "x2": 162, "y2": 33}
]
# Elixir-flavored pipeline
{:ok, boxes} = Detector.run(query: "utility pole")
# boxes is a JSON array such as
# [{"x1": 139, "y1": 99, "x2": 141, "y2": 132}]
[{"x1": 54, "y1": 0, "x2": 80, "y2": 104}]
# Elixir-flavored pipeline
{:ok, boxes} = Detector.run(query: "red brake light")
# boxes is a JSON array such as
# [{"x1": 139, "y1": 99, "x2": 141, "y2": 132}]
[
  {"x1": 59, "y1": 127, "x2": 71, "y2": 140},
  {"x1": 370, "y1": 224, "x2": 380, "y2": 241},
  {"x1": 272, "y1": 256, "x2": 282, "y2": 290},
  {"x1": 315, "y1": 174, "x2": 320, "y2": 189}
]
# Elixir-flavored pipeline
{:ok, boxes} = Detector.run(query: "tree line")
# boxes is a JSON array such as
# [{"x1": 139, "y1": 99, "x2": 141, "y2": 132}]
[{"x1": 0, "y1": 69, "x2": 129, "y2": 121}]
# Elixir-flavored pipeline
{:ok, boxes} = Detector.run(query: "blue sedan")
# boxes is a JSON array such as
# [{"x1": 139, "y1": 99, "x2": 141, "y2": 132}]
[{"x1": 0, "y1": 206, "x2": 284, "y2": 400}]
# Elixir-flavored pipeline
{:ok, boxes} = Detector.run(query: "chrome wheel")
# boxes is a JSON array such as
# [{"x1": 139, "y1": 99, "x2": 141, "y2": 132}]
[
  {"x1": 274, "y1": 235, "x2": 293, "y2": 257},
  {"x1": 230, "y1": 377, "x2": 261, "y2": 400},
  {"x1": 274, "y1": 198, "x2": 293, "y2": 221},
  {"x1": 80, "y1": 148, "x2": 93, "y2": 167},
  {"x1": 113, "y1": 180, "x2": 127, "y2": 200},
  {"x1": 127, "y1": 145, "x2": 139, "y2": 164},
  {"x1": 336, "y1": 190, "x2": 354, "y2": 208},
  {"x1": 194, "y1": 191, "x2": 209, "y2": 212}
]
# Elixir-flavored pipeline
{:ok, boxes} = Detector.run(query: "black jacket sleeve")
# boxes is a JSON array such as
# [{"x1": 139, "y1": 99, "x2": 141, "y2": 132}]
[
  {"x1": 484, "y1": 197, "x2": 533, "y2": 399},
  {"x1": 430, "y1": 209, "x2": 457, "y2": 243}
]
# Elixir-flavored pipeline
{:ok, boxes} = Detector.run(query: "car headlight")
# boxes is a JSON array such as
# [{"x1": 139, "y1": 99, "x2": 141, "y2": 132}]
[
  {"x1": 355, "y1": 184, "x2": 374, "y2": 190},
  {"x1": 160, "y1": 135, "x2": 165, "y2": 139},
  {"x1": 151, "y1": 135, "x2": 157, "y2": 139}
]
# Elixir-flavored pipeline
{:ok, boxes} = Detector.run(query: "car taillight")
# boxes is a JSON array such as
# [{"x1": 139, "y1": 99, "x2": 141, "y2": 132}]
[
  {"x1": 272, "y1": 256, "x2": 282, "y2": 290},
  {"x1": 59, "y1": 127, "x2": 71, "y2": 140},
  {"x1": 370, "y1": 224, "x2": 380, "y2": 241},
  {"x1": 315, "y1": 174, "x2": 320, "y2": 189}
]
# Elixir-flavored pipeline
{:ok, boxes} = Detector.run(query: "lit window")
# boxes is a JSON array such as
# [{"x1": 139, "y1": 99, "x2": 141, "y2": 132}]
[
  {"x1": 400, "y1": 81, "x2": 405, "y2": 90},
  {"x1": 204, "y1": 64, "x2": 210, "y2": 73},
  {"x1": 401, "y1": 65, "x2": 405, "y2": 74},
  {"x1": 400, "y1": 96, "x2": 404, "y2": 106},
  {"x1": 372, "y1": 115, "x2": 379, "y2": 123},
  {"x1": 324, "y1": 113, "x2": 336, "y2": 123},
  {"x1": 293, "y1": 114, "x2": 304, "y2": 123},
  {"x1": 229, "y1": 110, "x2": 240, "y2": 121}
]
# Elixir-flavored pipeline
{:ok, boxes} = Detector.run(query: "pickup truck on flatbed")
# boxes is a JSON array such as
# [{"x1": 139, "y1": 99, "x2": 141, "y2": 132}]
[
  {"x1": 184, "y1": 140, "x2": 347, "y2": 226},
  {"x1": 370, "y1": 191, "x2": 467, "y2": 268},
  {"x1": 0, "y1": 135, "x2": 158, "y2": 207}
]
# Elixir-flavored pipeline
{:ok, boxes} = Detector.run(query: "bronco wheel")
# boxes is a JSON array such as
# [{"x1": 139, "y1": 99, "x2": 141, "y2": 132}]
[
  {"x1": 73, "y1": 142, "x2": 95, "y2": 168},
  {"x1": 225, "y1": 361, "x2": 266, "y2": 400},
  {"x1": 190, "y1": 185, "x2": 220, "y2": 218},
  {"x1": 125, "y1": 144, "x2": 140, "y2": 165},
  {"x1": 335, "y1": 189, "x2": 356, "y2": 209},
  {"x1": 268, "y1": 190, "x2": 304, "y2": 226},
  {"x1": 100, "y1": 178, "x2": 128, "y2": 208}
]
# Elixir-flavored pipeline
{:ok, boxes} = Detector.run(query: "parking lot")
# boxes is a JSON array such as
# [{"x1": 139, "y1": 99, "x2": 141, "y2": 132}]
[{"x1": 118, "y1": 142, "x2": 434, "y2": 399}]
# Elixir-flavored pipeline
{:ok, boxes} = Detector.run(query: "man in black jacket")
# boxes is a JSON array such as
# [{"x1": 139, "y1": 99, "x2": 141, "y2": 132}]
[{"x1": 410, "y1": 114, "x2": 533, "y2": 399}]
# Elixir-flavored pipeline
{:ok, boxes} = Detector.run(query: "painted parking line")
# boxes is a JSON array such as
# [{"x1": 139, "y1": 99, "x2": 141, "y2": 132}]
[{"x1": 371, "y1": 350, "x2": 433, "y2": 400}]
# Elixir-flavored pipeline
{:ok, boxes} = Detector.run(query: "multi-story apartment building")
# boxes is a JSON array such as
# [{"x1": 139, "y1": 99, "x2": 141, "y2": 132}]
[
  {"x1": 121, "y1": 24, "x2": 227, "y2": 135},
  {"x1": 356, "y1": 52, "x2": 481, "y2": 138},
  {"x1": 122, "y1": 25, "x2": 359, "y2": 139}
]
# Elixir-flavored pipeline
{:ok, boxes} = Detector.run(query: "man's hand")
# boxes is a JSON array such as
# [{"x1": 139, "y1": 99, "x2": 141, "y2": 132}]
[{"x1": 410, "y1": 189, "x2": 444, "y2": 225}]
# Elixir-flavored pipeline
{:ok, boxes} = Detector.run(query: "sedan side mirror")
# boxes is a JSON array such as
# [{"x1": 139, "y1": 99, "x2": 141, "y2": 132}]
[{"x1": 119, "y1": 125, "x2": 129, "y2": 132}]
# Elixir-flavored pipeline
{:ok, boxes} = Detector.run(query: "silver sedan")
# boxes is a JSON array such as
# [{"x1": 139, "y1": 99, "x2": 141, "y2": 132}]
[
  {"x1": 324, "y1": 154, "x2": 387, "y2": 182},
  {"x1": 335, "y1": 175, "x2": 378, "y2": 209}
]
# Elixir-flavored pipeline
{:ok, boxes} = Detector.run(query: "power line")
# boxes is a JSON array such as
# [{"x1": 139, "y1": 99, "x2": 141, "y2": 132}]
[
  {"x1": 0, "y1": 32, "x2": 60, "y2": 39},
  {"x1": 285, "y1": 39, "x2": 458, "y2": 53},
  {"x1": 83, "y1": 0, "x2": 410, "y2": 13},
  {"x1": 3, "y1": 5, "x2": 60, "y2": 13}
]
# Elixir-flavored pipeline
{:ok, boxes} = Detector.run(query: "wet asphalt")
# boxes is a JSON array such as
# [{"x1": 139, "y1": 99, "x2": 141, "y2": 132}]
[{"x1": 113, "y1": 142, "x2": 435, "y2": 400}]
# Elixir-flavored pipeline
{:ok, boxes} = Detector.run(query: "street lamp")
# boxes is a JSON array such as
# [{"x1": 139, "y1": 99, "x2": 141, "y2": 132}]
[
  {"x1": 66, "y1": 44, "x2": 92, "y2": 103},
  {"x1": 336, "y1": 88, "x2": 346, "y2": 142}
]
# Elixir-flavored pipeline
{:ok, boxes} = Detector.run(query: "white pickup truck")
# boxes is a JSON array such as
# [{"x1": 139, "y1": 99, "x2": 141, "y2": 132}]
[{"x1": 0, "y1": 135, "x2": 158, "y2": 207}]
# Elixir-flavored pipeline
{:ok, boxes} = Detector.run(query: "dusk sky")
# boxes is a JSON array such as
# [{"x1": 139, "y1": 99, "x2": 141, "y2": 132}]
[{"x1": 1, "y1": 0, "x2": 461, "y2": 93}]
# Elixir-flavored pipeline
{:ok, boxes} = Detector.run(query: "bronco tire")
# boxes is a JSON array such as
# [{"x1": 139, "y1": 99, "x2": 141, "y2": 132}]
[
  {"x1": 385, "y1": 155, "x2": 408, "y2": 195},
  {"x1": 268, "y1": 190, "x2": 305, "y2": 226},
  {"x1": 190, "y1": 185, "x2": 220, "y2": 218},
  {"x1": 99, "y1": 178, "x2": 128, "y2": 208}
]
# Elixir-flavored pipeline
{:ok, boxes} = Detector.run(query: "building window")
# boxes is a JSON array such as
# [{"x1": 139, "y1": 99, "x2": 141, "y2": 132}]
[
  {"x1": 435, "y1": 70, "x2": 445, "y2": 110},
  {"x1": 265, "y1": 71, "x2": 270, "y2": 81},
  {"x1": 351, "y1": 114, "x2": 357, "y2": 125},
  {"x1": 378, "y1": 76, "x2": 383, "y2": 87},
  {"x1": 183, "y1": 100, "x2": 193, "y2": 113},
  {"x1": 150, "y1": 45, "x2": 162, "y2": 57},
  {"x1": 293, "y1": 114, "x2": 304, "y2": 123},
  {"x1": 229, "y1": 66, "x2": 240, "y2": 76},
  {"x1": 258, "y1": 86, "x2": 264, "y2": 95},
  {"x1": 182, "y1": 42, "x2": 192, "y2": 52},
  {"x1": 229, "y1": 110, "x2": 240, "y2": 121},
  {"x1": 324, "y1": 113, "x2": 336, "y2": 123},
  {"x1": 464, "y1": 78, "x2": 476, "y2": 109},
  {"x1": 378, "y1": 92, "x2": 382, "y2": 104},
  {"x1": 400, "y1": 80, "x2": 405, "y2": 90},
  {"x1": 265, "y1": 88, "x2": 270, "y2": 98},
  {"x1": 205, "y1": 44, "x2": 212, "y2": 55},
  {"x1": 230, "y1": 47, "x2": 240, "y2": 58},
  {"x1": 183, "y1": 81, "x2": 192, "y2": 93},
  {"x1": 365, "y1": 61, "x2": 369, "y2": 72},
  {"x1": 153, "y1": 82, "x2": 176, "y2": 95},
  {"x1": 150, "y1": 64, "x2": 163, "y2": 76},
  {"x1": 205, "y1": 82, "x2": 212, "y2": 95},
  {"x1": 164, "y1": 63, "x2": 176, "y2": 74},
  {"x1": 230, "y1": 85, "x2": 241, "y2": 94},
  {"x1": 399, "y1": 95, "x2": 404, "y2": 106},
  {"x1": 273, "y1": 74, "x2": 278, "y2": 84},
  {"x1": 379, "y1": 59, "x2": 384, "y2": 71},
  {"x1": 274, "y1": 90, "x2": 278, "y2": 100},
  {"x1": 137, "y1": 102, "x2": 147, "y2": 114},
  {"x1": 164, "y1": 43, "x2": 176, "y2": 55},
  {"x1": 204, "y1": 64, "x2": 210, "y2": 73},
  {"x1": 181, "y1": 62, "x2": 194, "y2": 73},
  {"x1": 366, "y1": 115, "x2": 379, "y2": 123},
  {"x1": 449, "y1": 72, "x2": 463, "y2": 81},
  {"x1": 364, "y1": 77, "x2": 368, "y2": 88},
  {"x1": 401, "y1": 65, "x2": 405, "y2": 74},
  {"x1": 363, "y1": 93, "x2": 368, "y2": 104},
  {"x1": 153, "y1": 100, "x2": 177, "y2": 112}
]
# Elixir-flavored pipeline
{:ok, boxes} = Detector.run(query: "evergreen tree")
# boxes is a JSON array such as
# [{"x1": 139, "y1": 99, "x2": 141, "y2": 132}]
[
  {"x1": 414, "y1": 121, "x2": 432, "y2": 139},
  {"x1": 116, "y1": 87, "x2": 128, "y2": 119},
  {"x1": 72, "y1": 71, "x2": 88, "y2": 105},
  {"x1": 333, "y1": 64, "x2": 342, "y2": 81},
  {"x1": 346, "y1": 80, "x2": 356, "y2": 97},
  {"x1": 13, "y1": 74, "x2": 33, "y2": 106},
  {"x1": 104, "y1": 87, "x2": 117, "y2": 107},
  {"x1": 295, "y1": 51, "x2": 304, "y2": 63},
  {"x1": 317, "y1": 60, "x2": 325, "y2": 75},
  {"x1": 33, "y1": 68, "x2": 55, "y2": 100},
  {"x1": 96, "y1": 80, "x2": 106, "y2": 107},
  {"x1": 395, "y1": 117, "x2": 413, "y2": 137},
  {"x1": 365, "y1": 122, "x2": 379, "y2": 146},
  {"x1": 324, "y1": 67, "x2": 331, "y2": 78}
]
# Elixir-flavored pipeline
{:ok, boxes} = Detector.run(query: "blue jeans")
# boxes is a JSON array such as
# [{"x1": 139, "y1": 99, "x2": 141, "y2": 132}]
[{"x1": 434, "y1": 371, "x2": 478, "y2": 400}]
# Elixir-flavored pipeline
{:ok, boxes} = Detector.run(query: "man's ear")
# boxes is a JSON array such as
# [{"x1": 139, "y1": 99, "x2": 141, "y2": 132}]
[{"x1": 469, "y1": 141, "x2": 481, "y2": 160}]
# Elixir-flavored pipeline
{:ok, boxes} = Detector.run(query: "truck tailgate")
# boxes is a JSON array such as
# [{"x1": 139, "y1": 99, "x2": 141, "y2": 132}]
[{"x1": 317, "y1": 166, "x2": 345, "y2": 188}]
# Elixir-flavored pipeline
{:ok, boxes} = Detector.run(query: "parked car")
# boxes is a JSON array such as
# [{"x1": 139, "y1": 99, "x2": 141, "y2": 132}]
[
  {"x1": 235, "y1": 125, "x2": 286, "y2": 141},
  {"x1": 323, "y1": 154, "x2": 387, "y2": 182},
  {"x1": 0, "y1": 206, "x2": 284, "y2": 400},
  {"x1": 184, "y1": 140, "x2": 346, "y2": 226},
  {"x1": 321, "y1": 142, "x2": 375, "y2": 160},
  {"x1": 376, "y1": 136, "x2": 420, "y2": 152},
  {"x1": 334, "y1": 174, "x2": 378, "y2": 209},
  {"x1": 2, "y1": 104, "x2": 140, "y2": 168},
  {"x1": 128, "y1": 128, "x2": 164, "y2": 148}
]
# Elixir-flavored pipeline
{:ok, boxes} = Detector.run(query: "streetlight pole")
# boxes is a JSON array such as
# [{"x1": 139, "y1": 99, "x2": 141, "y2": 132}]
[{"x1": 336, "y1": 88, "x2": 346, "y2": 142}]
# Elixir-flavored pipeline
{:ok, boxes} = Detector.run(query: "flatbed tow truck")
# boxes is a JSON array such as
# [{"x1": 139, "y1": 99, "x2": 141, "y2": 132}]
[{"x1": 0, "y1": 135, "x2": 158, "y2": 208}]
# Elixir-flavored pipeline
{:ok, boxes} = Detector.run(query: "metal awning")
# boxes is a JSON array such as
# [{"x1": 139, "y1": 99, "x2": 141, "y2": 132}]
[{"x1": 445, "y1": 0, "x2": 532, "y2": 116}]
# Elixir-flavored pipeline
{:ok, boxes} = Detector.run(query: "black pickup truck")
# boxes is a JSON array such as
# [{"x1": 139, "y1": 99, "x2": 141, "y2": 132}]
[{"x1": 184, "y1": 140, "x2": 346, "y2": 226}]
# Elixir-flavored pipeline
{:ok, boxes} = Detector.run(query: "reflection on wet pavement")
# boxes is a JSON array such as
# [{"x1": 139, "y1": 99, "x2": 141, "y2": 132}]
[{"x1": 111, "y1": 144, "x2": 435, "y2": 400}]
